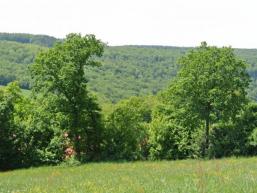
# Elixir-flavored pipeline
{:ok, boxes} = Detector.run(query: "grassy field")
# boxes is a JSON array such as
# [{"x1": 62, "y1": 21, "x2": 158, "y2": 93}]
[{"x1": 1, "y1": 157, "x2": 257, "y2": 193}]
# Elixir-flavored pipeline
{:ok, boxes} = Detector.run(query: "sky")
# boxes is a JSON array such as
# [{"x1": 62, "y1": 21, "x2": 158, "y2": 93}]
[{"x1": 0, "y1": 0, "x2": 257, "y2": 48}]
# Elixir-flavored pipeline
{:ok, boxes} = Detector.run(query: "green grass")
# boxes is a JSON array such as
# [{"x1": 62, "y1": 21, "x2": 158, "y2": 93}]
[{"x1": 1, "y1": 157, "x2": 257, "y2": 193}]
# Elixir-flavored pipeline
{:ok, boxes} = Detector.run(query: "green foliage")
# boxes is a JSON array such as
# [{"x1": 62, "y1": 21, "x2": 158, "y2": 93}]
[
  {"x1": 148, "y1": 99, "x2": 201, "y2": 160},
  {"x1": 210, "y1": 102, "x2": 257, "y2": 156},
  {"x1": 0, "y1": 82, "x2": 24, "y2": 170},
  {"x1": 16, "y1": 98, "x2": 67, "y2": 166},
  {"x1": 0, "y1": 83, "x2": 67, "y2": 169},
  {"x1": 1, "y1": 34, "x2": 257, "y2": 169},
  {"x1": 249, "y1": 128, "x2": 257, "y2": 147},
  {"x1": 209, "y1": 123, "x2": 243, "y2": 158},
  {"x1": 30, "y1": 33, "x2": 104, "y2": 161},
  {"x1": 148, "y1": 116, "x2": 185, "y2": 160},
  {"x1": 209, "y1": 102, "x2": 257, "y2": 158},
  {"x1": 236, "y1": 102, "x2": 257, "y2": 155},
  {"x1": 102, "y1": 96, "x2": 155, "y2": 160},
  {"x1": 1, "y1": 34, "x2": 257, "y2": 104},
  {"x1": 61, "y1": 155, "x2": 81, "y2": 167},
  {"x1": 0, "y1": 41, "x2": 45, "y2": 88},
  {"x1": 86, "y1": 46, "x2": 185, "y2": 103},
  {"x1": 166, "y1": 42, "x2": 250, "y2": 156}
]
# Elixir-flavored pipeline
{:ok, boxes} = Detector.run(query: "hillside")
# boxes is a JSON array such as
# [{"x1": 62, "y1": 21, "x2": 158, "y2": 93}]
[
  {"x1": 87, "y1": 46, "x2": 187, "y2": 103},
  {"x1": 0, "y1": 32, "x2": 58, "y2": 47},
  {"x1": 1, "y1": 33, "x2": 257, "y2": 103},
  {"x1": 0, "y1": 40, "x2": 45, "y2": 88}
]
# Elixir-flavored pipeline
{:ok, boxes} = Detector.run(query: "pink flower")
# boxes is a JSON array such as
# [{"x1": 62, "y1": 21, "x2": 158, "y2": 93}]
[{"x1": 65, "y1": 147, "x2": 76, "y2": 158}]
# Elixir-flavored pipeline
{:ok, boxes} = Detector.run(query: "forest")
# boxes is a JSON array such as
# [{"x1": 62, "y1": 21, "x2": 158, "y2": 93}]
[
  {"x1": 1, "y1": 33, "x2": 257, "y2": 170},
  {"x1": 1, "y1": 33, "x2": 257, "y2": 104}
]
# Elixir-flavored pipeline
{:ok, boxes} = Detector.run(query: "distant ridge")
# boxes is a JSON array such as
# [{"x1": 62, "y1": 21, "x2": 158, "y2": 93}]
[
  {"x1": 1, "y1": 32, "x2": 257, "y2": 103},
  {"x1": 0, "y1": 32, "x2": 60, "y2": 47}
]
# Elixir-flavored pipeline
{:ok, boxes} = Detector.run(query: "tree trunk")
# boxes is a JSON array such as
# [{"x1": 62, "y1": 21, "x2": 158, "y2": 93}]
[
  {"x1": 202, "y1": 115, "x2": 210, "y2": 157},
  {"x1": 73, "y1": 107, "x2": 81, "y2": 160}
]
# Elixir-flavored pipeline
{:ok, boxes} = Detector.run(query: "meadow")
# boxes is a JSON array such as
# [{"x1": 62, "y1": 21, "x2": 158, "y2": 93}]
[{"x1": 1, "y1": 157, "x2": 257, "y2": 193}]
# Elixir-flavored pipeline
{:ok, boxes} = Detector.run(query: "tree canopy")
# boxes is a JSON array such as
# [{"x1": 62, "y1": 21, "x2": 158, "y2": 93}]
[
  {"x1": 165, "y1": 42, "x2": 250, "y2": 156},
  {"x1": 30, "y1": 33, "x2": 105, "y2": 161}
]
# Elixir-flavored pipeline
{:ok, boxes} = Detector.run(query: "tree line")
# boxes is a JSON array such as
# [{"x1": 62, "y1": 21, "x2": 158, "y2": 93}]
[
  {"x1": 0, "y1": 34, "x2": 257, "y2": 170},
  {"x1": 2, "y1": 34, "x2": 257, "y2": 104}
]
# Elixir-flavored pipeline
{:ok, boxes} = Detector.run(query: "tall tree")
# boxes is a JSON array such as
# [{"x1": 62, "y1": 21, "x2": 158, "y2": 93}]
[
  {"x1": 30, "y1": 33, "x2": 104, "y2": 160},
  {"x1": 168, "y1": 42, "x2": 250, "y2": 156}
]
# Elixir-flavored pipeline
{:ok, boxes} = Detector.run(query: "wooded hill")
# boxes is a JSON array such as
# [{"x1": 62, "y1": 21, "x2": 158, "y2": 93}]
[{"x1": 1, "y1": 33, "x2": 257, "y2": 103}]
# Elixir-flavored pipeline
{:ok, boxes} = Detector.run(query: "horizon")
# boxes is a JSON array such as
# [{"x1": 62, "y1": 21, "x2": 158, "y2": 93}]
[
  {"x1": 1, "y1": 0, "x2": 257, "y2": 48},
  {"x1": 1, "y1": 31, "x2": 257, "y2": 50}
]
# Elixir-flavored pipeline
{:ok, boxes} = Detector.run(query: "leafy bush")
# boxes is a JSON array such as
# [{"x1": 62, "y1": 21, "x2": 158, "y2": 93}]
[
  {"x1": 209, "y1": 102, "x2": 257, "y2": 158},
  {"x1": 102, "y1": 96, "x2": 153, "y2": 160},
  {"x1": 148, "y1": 112, "x2": 201, "y2": 160},
  {"x1": 0, "y1": 82, "x2": 25, "y2": 170}
]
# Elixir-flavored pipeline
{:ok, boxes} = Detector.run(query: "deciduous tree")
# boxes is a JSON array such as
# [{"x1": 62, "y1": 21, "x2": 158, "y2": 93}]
[
  {"x1": 30, "y1": 33, "x2": 104, "y2": 160},
  {"x1": 167, "y1": 42, "x2": 250, "y2": 156}
]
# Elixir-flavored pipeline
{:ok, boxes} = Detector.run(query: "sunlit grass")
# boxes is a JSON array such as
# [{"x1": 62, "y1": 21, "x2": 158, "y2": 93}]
[{"x1": 1, "y1": 157, "x2": 257, "y2": 193}]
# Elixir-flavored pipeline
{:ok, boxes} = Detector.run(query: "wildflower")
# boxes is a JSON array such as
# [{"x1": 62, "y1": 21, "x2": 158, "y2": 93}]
[
  {"x1": 65, "y1": 146, "x2": 76, "y2": 159},
  {"x1": 64, "y1": 132, "x2": 68, "y2": 138}
]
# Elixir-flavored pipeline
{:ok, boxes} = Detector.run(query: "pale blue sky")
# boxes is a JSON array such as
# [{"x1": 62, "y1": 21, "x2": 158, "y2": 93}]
[{"x1": 0, "y1": 0, "x2": 256, "y2": 48}]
